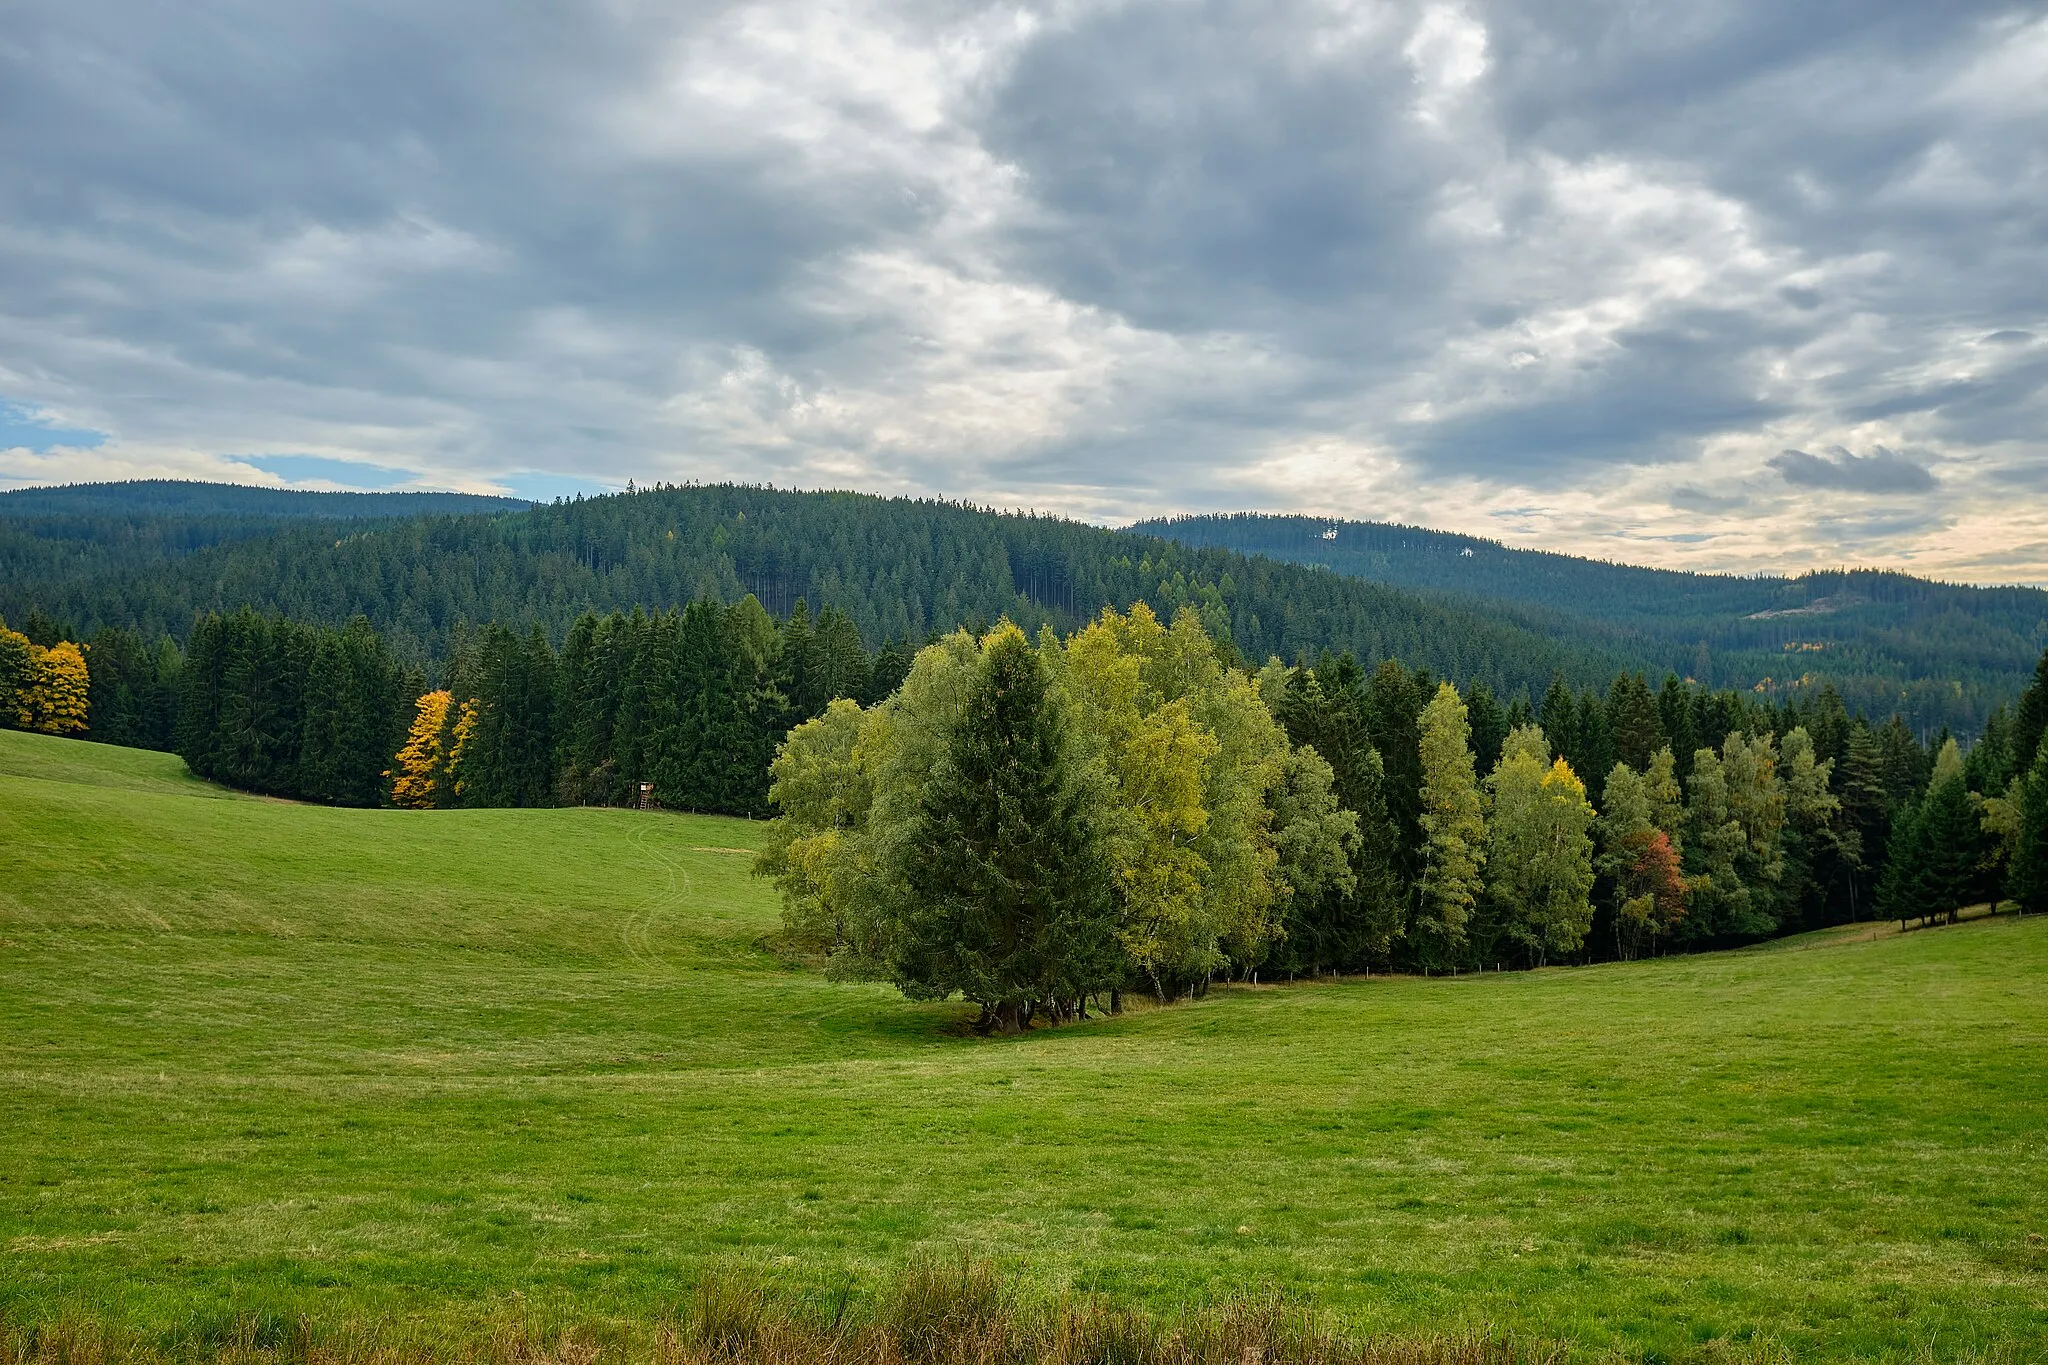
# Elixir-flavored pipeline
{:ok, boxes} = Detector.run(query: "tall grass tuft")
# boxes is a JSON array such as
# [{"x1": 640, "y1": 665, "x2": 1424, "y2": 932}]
[{"x1": 6, "y1": 1259, "x2": 1752, "y2": 1365}]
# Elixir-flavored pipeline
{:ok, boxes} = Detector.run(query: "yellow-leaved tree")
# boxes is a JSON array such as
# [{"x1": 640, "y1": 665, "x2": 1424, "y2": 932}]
[
  {"x1": 15, "y1": 638, "x2": 91, "y2": 735},
  {"x1": 1046, "y1": 603, "x2": 1306, "y2": 998},
  {"x1": 389, "y1": 690, "x2": 453, "y2": 808}
]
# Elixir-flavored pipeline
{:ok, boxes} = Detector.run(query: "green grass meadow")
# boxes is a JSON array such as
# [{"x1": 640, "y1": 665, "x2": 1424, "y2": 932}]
[{"x1": 2, "y1": 728, "x2": 2044, "y2": 1361}]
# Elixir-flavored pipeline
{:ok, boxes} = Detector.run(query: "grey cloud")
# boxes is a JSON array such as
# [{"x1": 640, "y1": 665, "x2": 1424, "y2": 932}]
[
  {"x1": 0, "y1": 0, "x2": 2043, "y2": 576},
  {"x1": 1769, "y1": 446, "x2": 1937, "y2": 493},
  {"x1": 1669, "y1": 485, "x2": 1751, "y2": 514},
  {"x1": 1809, "y1": 507, "x2": 1955, "y2": 548}
]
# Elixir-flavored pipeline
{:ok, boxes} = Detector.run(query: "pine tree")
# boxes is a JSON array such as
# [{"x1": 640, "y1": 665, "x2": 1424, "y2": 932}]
[
  {"x1": 777, "y1": 599, "x2": 819, "y2": 721},
  {"x1": 610, "y1": 607, "x2": 658, "y2": 795},
  {"x1": 1963, "y1": 705, "x2": 2015, "y2": 797},
  {"x1": 1912, "y1": 768, "x2": 1985, "y2": 924},
  {"x1": 2010, "y1": 743, "x2": 2048, "y2": 914},
  {"x1": 175, "y1": 613, "x2": 227, "y2": 779},
  {"x1": 555, "y1": 612, "x2": 617, "y2": 804},
  {"x1": 83, "y1": 626, "x2": 176, "y2": 749},
  {"x1": 892, "y1": 626, "x2": 1117, "y2": 1031},
  {"x1": 1658, "y1": 675, "x2": 1697, "y2": 783},
  {"x1": 1835, "y1": 722, "x2": 1887, "y2": 919},
  {"x1": 1364, "y1": 659, "x2": 1426, "y2": 882},
  {"x1": 1877, "y1": 716, "x2": 1930, "y2": 810},
  {"x1": 811, "y1": 606, "x2": 873, "y2": 711},
  {"x1": 1466, "y1": 680, "x2": 1507, "y2": 775},
  {"x1": 210, "y1": 611, "x2": 313, "y2": 795},
  {"x1": 1415, "y1": 682, "x2": 1485, "y2": 962},
  {"x1": 0, "y1": 621, "x2": 31, "y2": 730},
  {"x1": 1875, "y1": 797, "x2": 1927, "y2": 927},
  {"x1": 2010, "y1": 646, "x2": 2048, "y2": 780},
  {"x1": 462, "y1": 624, "x2": 559, "y2": 807},
  {"x1": 1539, "y1": 674, "x2": 1578, "y2": 770},
  {"x1": 1573, "y1": 690, "x2": 1614, "y2": 801},
  {"x1": 1606, "y1": 672, "x2": 1664, "y2": 773},
  {"x1": 296, "y1": 628, "x2": 354, "y2": 802}
]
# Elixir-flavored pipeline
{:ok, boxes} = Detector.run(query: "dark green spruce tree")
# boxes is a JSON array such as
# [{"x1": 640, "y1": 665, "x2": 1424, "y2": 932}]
[
  {"x1": 892, "y1": 630, "x2": 1118, "y2": 1032},
  {"x1": 462, "y1": 624, "x2": 559, "y2": 807},
  {"x1": 2010, "y1": 646, "x2": 2048, "y2": 780},
  {"x1": 2010, "y1": 742, "x2": 2048, "y2": 914}
]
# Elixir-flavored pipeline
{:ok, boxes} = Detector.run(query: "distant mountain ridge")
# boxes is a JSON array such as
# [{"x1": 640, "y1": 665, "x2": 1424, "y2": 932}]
[
  {"x1": 1132, "y1": 512, "x2": 2048, "y2": 732},
  {"x1": 0, "y1": 479, "x2": 531, "y2": 519},
  {"x1": 0, "y1": 483, "x2": 2034, "y2": 733}
]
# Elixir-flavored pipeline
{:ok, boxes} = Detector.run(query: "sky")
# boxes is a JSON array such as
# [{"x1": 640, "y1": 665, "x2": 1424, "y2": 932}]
[{"x1": 2, "y1": 1, "x2": 2044, "y2": 582}]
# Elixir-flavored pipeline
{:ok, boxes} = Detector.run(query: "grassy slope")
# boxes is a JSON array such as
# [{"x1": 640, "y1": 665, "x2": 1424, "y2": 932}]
[{"x1": 1, "y1": 730, "x2": 2043, "y2": 1361}]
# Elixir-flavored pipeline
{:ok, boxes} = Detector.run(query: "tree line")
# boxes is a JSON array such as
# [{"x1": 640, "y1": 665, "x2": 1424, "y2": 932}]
[
  {"x1": 13, "y1": 589, "x2": 2045, "y2": 996},
  {"x1": 757, "y1": 608, "x2": 2048, "y2": 1026},
  {"x1": 170, "y1": 599, "x2": 908, "y2": 813}
]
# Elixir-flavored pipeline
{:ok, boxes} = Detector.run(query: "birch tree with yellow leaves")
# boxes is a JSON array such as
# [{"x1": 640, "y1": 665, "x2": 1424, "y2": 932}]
[{"x1": 1480, "y1": 726, "x2": 1597, "y2": 967}]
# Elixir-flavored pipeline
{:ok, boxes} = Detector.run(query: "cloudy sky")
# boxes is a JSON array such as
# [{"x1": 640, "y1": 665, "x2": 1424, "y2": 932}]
[{"x1": 3, "y1": 1, "x2": 2045, "y2": 581}]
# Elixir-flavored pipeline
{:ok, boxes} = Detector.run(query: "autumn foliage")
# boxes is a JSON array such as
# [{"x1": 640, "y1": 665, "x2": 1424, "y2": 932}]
[
  {"x1": 1, "y1": 622, "x2": 91, "y2": 736},
  {"x1": 389, "y1": 690, "x2": 454, "y2": 808}
]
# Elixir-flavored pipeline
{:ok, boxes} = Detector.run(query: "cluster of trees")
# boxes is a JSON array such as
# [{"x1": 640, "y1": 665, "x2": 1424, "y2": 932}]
[
  {"x1": 177, "y1": 609, "x2": 413, "y2": 805},
  {"x1": 1879, "y1": 652, "x2": 2048, "y2": 925},
  {"x1": 0, "y1": 607, "x2": 186, "y2": 750},
  {"x1": 1257, "y1": 656, "x2": 1865, "y2": 969},
  {"x1": 758, "y1": 606, "x2": 1361, "y2": 1027},
  {"x1": 759, "y1": 608, "x2": 2048, "y2": 1023},
  {"x1": 0, "y1": 615, "x2": 91, "y2": 736},
  {"x1": 170, "y1": 599, "x2": 906, "y2": 814}
]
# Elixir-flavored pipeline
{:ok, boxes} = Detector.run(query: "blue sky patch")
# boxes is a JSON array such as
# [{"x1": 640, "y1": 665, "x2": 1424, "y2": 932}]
[{"x1": 0, "y1": 400, "x2": 106, "y2": 452}]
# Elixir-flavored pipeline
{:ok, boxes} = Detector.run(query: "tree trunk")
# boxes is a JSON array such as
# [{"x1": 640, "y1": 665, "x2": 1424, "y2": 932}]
[{"x1": 1110, "y1": 989, "x2": 1123, "y2": 1016}]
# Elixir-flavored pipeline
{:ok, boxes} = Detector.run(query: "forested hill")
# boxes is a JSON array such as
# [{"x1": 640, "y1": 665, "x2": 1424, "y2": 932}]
[
  {"x1": 1134, "y1": 513, "x2": 2048, "y2": 734},
  {"x1": 0, "y1": 480, "x2": 531, "y2": 519},
  {"x1": 3, "y1": 482, "x2": 1623, "y2": 700},
  {"x1": 0, "y1": 480, "x2": 535, "y2": 613}
]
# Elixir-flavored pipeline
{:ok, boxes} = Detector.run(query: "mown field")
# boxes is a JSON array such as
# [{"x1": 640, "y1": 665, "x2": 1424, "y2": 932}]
[{"x1": 2, "y1": 728, "x2": 2044, "y2": 1362}]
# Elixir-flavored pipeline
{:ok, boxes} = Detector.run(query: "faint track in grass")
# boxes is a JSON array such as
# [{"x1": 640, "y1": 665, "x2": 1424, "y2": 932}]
[{"x1": 619, "y1": 816, "x2": 693, "y2": 970}]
